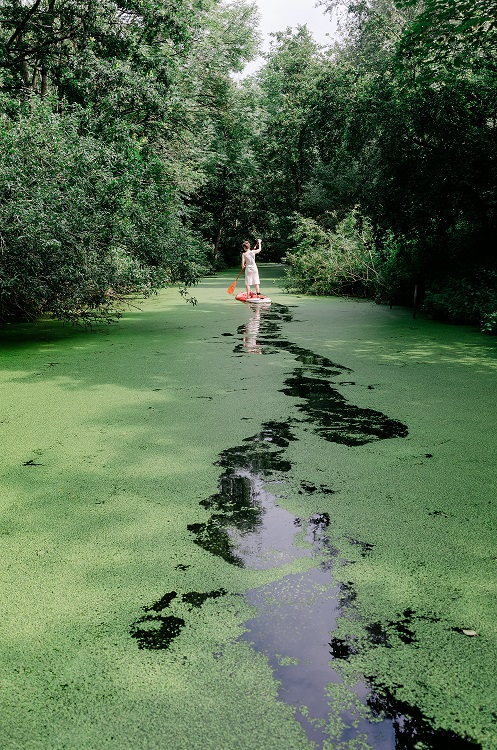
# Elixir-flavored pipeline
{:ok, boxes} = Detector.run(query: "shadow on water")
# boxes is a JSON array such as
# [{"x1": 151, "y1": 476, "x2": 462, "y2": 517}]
[{"x1": 131, "y1": 302, "x2": 479, "y2": 750}]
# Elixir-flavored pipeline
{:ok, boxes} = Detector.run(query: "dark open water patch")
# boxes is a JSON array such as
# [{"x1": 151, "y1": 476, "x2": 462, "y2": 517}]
[
  {"x1": 131, "y1": 589, "x2": 228, "y2": 650},
  {"x1": 237, "y1": 304, "x2": 407, "y2": 445},
  {"x1": 281, "y1": 371, "x2": 408, "y2": 445},
  {"x1": 186, "y1": 421, "x2": 321, "y2": 569},
  {"x1": 330, "y1": 602, "x2": 443, "y2": 656},
  {"x1": 242, "y1": 567, "x2": 397, "y2": 749},
  {"x1": 131, "y1": 612, "x2": 186, "y2": 650},
  {"x1": 131, "y1": 302, "x2": 479, "y2": 748},
  {"x1": 367, "y1": 690, "x2": 482, "y2": 750}
]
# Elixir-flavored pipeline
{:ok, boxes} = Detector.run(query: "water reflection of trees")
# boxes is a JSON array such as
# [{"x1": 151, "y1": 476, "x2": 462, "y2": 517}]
[
  {"x1": 187, "y1": 424, "x2": 293, "y2": 567},
  {"x1": 188, "y1": 473, "x2": 263, "y2": 567}
]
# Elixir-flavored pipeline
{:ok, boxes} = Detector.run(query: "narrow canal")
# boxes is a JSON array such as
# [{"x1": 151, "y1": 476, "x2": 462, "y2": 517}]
[
  {"x1": 130, "y1": 300, "x2": 485, "y2": 750},
  {"x1": 1, "y1": 268, "x2": 495, "y2": 750}
]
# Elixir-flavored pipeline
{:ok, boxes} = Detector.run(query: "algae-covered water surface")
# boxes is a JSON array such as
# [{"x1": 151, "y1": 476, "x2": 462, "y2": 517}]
[{"x1": 1, "y1": 265, "x2": 496, "y2": 750}]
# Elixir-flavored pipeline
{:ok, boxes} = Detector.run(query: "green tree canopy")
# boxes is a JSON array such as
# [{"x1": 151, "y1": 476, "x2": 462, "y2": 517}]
[{"x1": 0, "y1": 0, "x2": 260, "y2": 323}]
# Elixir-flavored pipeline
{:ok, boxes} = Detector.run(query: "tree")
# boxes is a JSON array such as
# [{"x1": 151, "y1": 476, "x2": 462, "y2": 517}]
[
  {"x1": 251, "y1": 26, "x2": 322, "y2": 255},
  {"x1": 397, "y1": 0, "x2": 497, "y2": 65},
  {"x1": 0, "y1": 0, "x2": 261, "y2": 323},
  {"x1": 182, "y1": 0, "x2": 262, "y2": 265}
]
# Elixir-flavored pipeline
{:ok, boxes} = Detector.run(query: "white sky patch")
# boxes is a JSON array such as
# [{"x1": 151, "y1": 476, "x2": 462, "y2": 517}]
[{"x1": 241, "y1": 0, "x2": 338, "y2": 75}]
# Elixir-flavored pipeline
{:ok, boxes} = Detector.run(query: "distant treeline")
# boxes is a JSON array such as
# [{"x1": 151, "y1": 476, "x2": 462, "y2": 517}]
[{"x1": 1, "y1": 0, "x2": 496, "y2": 330}]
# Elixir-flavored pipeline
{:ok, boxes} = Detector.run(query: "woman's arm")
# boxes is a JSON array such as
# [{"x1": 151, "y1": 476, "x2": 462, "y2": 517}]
[
  {"x1": 241, "y1": 253, "x2": 246, "y2": 269},
  {"x1": 253, "y1": 238, "x2": 262, "y2": 254}
]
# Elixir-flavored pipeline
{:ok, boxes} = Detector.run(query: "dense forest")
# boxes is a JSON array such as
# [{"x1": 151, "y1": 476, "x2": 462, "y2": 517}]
[{"x1": 0, "y1": 0, "x2": 496, "y2": 330}]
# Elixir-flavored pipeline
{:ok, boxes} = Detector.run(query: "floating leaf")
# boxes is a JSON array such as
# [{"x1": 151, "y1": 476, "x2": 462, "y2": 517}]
[{"x1": 462, "y1": 629, "x2": 478, "y2": 637}]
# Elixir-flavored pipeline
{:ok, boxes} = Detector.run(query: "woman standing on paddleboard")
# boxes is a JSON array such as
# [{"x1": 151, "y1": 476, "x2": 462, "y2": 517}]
[{"x1": 242, "y1": 238, "x2": 262, "y2": 299}]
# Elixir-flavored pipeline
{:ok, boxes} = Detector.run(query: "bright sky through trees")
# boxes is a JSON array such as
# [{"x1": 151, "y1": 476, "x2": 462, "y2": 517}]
[{"x1": 242, "y1": 0, "x2": 337, "y2": 74}]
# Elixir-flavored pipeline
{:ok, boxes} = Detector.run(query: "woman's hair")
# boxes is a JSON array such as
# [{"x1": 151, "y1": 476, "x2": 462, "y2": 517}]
[{"x1": 242, "y1": 240, "x2": 251, "y2": 251}]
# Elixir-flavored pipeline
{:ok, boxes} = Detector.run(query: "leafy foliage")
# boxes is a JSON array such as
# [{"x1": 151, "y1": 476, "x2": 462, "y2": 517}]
[
  {"x1": 284, "y1": 209, "x2": 382, "y2": 297},
  {"x1": 422, "y1": 273, "x2": 497, "y2": 328},
  {"x1": 397, "y1": 0, "x2": 497, "y2": 65},
  {"x1": 249, "y1": 1, "x2": 497, "y2": 329},
  {"x1": 0, "y1": 98, "x2": 209, "y2": 324},
  {"x1": 0, "y1": 0, "x2": 260, "y2": 324},
  {"x1": 252, "y1": 27, "x2": 323, "y2": 255},
  {"x1": 0, "y1": 0, "x2": 496, "y2": 330}
]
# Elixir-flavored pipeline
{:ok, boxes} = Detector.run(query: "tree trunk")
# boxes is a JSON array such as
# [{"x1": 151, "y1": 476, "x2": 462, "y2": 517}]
[
  {"x1": 41, "y1": 67, "x2": 49, "y2": 97},
  {"x1": 20, "y1": 58, "x2": 31, "y2": 89},
  {"x1": 213, "y1": 207, "x2": 225, "y2": 266}
]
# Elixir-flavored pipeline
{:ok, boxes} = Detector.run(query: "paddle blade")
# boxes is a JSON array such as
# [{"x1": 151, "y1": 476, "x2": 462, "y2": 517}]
[{"x1": 227, "y1": 280, "x2": 237, "y2": 294}]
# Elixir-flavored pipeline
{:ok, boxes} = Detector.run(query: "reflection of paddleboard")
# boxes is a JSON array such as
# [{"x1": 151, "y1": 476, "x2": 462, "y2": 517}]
[{"x1": 235, "y1": 292, "x2": 271, "y2": 304}]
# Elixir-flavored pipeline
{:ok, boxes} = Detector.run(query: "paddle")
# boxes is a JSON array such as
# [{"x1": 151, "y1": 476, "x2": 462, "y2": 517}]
[{"x1": 227, "y1": 268, "x2": 243, "y2": 295}]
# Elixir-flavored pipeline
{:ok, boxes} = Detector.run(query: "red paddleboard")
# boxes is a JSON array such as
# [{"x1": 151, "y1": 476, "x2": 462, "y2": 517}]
[{"x1": 235, "y1": 292, "x2": 271, "y2": 304}]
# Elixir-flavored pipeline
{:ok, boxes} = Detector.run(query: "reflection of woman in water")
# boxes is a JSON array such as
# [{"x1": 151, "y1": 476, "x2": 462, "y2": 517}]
[
  {"x1": 241, "y1": 237, "x2": 262, "y2": 299},
  {"x1": 243, "y1": 304, "x2": 262, "y2": 354}
]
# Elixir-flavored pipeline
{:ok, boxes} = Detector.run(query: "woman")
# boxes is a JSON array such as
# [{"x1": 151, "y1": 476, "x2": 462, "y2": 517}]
[{"x1": 241, "y1": 237, "x2": 262, "y2": 299}]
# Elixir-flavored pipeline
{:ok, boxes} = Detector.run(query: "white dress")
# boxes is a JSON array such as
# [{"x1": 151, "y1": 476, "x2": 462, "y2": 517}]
[{"x1": 243, "y1": 250, "x2": 260, "y2": 285}]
